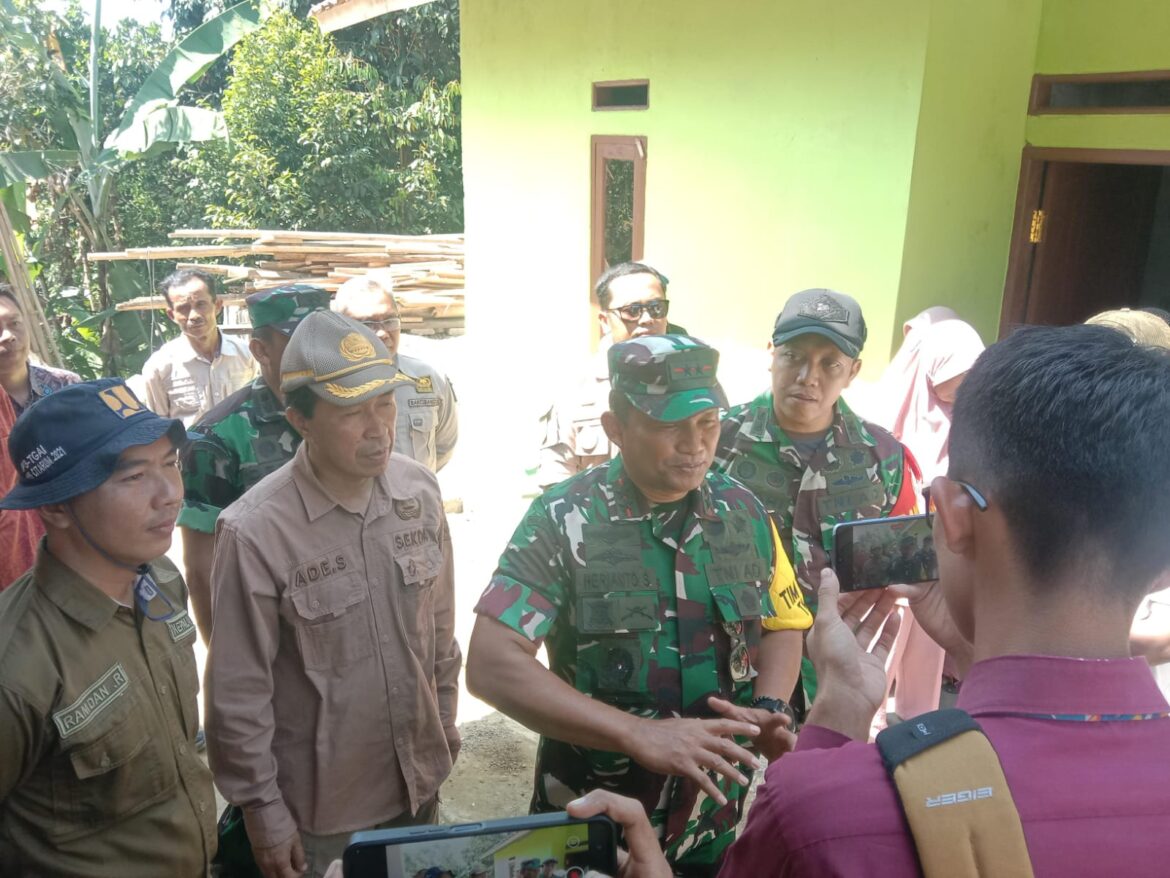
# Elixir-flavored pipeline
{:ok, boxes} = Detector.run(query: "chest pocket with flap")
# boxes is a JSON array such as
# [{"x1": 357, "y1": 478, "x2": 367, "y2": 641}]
[{"x1": 290, "y1": 573, "x2": 375, "y2": 670}]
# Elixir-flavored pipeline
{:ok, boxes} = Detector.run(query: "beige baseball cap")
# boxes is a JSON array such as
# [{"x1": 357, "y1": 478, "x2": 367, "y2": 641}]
[{"x1": 280, "y1": 310, "x2": 411, "y2": 406}]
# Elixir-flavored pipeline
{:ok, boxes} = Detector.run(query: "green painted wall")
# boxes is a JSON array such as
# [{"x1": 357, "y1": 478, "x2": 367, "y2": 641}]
[
  {"x1": 1028, "y1": 0, "x2": 1170, "y2": 150},
  {"x1": 893, "y1": 0, "x2": 1043, "y2": 347},
  {"x1": 461, "y1": 0, "x2": 932, "y2": 394}
]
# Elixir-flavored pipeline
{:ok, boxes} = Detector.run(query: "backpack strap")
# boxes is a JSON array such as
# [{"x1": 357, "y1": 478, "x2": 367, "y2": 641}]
[{"x1": 875, "y1": 708, "x2": 1034, "y2": 878}]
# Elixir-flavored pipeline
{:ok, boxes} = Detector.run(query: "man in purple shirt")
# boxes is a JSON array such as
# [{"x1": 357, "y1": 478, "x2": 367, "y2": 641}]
[{"x1": 569, "y1": 324, "x2": 1170, "y2": 877}]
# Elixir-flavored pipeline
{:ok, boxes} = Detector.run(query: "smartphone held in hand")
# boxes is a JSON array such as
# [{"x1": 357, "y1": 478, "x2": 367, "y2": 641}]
[
  {"x1": 832, "y1": 514, "x2": 937, "y2": 592},
  {"x1": 343, "y1": 812, "x2": 619, "y2": 878}
]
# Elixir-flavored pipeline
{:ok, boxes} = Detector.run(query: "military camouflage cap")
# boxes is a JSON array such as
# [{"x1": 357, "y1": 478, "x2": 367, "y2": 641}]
[
  {"x1": 280, "y1": 310, "x2": 410, "y2": 406},
  {"x1": 772, "y1": 288, "x2": 867, "y2": 357},
  {"x1": 520, "y1": 860, "x2": 541, "y2": 870},
  {"x1": 246, "y1": 284, "x2": 331, "y2": 335},
  {"x1": 609, "y1": 334, "x2": 725, "y2": 422}
]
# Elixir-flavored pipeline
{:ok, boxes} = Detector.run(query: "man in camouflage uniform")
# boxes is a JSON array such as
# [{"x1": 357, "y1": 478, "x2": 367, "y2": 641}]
[
  {"x1": 537, "y1": 262, "x2": 695, "y2": 490},
  {"x1": 470, "y1": 335, "x2": 811, "y2": 876},
  {"x1": 179, "y1": 284, "x2": 330, "y2": 638},
  {"x1": 712, "y1": 289, "x2": 919, "y2": 706}
]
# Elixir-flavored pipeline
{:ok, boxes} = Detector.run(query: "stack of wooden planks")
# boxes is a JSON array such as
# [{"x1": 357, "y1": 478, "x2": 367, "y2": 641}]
[{"x1": 91, "y1": 228, "x2": 465, "y2": 336}]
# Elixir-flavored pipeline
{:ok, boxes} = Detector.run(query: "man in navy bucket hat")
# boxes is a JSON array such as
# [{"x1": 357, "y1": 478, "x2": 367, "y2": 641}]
[{"x1": 0, "y1": 379, "x2": 216, "y2": 878}]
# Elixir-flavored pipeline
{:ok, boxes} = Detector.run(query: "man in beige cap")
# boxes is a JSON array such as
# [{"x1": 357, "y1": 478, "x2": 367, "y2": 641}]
[{"x1": 205, "y1": 311, "x2": 462, "y2": 878}]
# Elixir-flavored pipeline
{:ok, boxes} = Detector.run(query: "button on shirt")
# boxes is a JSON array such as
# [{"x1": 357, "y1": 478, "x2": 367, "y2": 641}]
[
  {"x1": 206, "y1": 444, "x2": 461, "y2": 848},
  {"x1": 720, "y1": 655, "x2": 1170, "y2": 877},
  {"x1": 0, "y1": 548, "x2": 215, "y2": 878},
  {"x1": 140, "y1": 330, "x2": 257, "y2": 427}
]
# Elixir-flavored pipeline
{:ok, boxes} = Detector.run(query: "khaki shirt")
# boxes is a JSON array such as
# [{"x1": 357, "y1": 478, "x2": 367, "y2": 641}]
[
  {"x1": 206, "y1": 444, "x2": 461, "y2": 848},
  {"x1": 538, "y1": 351, "x2": 614, "y2": 490},
  {"x1": 0, "y1": 547, "x2": 215, "y2": 878},
  {"x1": 393, "y1": 353, "x2": 459, "y2": 472},
  {"x1": 140, "y1": 331, "x2": 257, "y2": 427}
]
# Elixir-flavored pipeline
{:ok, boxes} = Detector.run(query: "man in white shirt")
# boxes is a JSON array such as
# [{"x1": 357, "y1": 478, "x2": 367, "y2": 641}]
[{"x1": 139, "y1": 270, "x2": 257, "y2": 427}]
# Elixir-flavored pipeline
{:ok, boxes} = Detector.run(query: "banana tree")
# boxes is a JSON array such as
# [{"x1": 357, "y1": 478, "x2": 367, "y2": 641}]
[{"x1": 0, "y1": 0, "x2": 263, "y2": 374}]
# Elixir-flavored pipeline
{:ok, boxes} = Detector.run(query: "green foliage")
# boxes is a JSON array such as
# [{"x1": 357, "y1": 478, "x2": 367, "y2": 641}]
[{"x1": 184, "y1": 6, "x2": 462, "y2": 234}]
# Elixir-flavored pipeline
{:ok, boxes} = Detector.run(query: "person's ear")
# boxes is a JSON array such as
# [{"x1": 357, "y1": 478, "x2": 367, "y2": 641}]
[
  {"x1": 601, "y1": 410, "x2": 624, "y2": 448},
  {"x1": 38, "y1": 503, "x2": 72, "y2": 532},
  {"x1": 165, "y1": 307, "x2": 177, "y2": 323},
  {"x1": 249, "y1": 336, "x2": 269, "y2": 367},
  {"x1": 286, "y1": 406, "x2": 310, "y2": 440},
  {"x1": 846, "y1": 357, "x2": 863, "y2": 384},
  {"x1": 212, "y1": 298, "x2": 224, "y2": 318},
  {"x1": 598, "y1": 309, "x2": 612, "y2": 339},
  {"x1": 932, "y1": 476, "x2": 977, "y2": 559}
]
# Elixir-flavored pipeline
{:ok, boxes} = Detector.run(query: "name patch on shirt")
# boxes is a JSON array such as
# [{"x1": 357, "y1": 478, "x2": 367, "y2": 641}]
[
  {"x1": 393, "y1": 527, "x2": 437, "y2": 551},
  {"x1": 166, "y1": 609, "x2": 197, "y2": 643},
  {"x1": 53, "y1": 664, "x2": 129, "y2": 739},
  {"x1": 407, "y1": 397, "x2": 439, "y2": 408},
  {"x1": 293, "y1": 554, "x2": 351, "y2": 588}
]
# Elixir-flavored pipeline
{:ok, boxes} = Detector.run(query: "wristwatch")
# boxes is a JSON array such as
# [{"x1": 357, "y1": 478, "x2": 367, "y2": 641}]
[{"x1": 751, "y1": 696, "x2": 798, "y2": 729}]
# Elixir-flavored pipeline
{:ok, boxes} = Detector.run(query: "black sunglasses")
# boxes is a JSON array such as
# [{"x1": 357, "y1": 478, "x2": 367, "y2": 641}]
[{"x1": 607, "y1": 298, "x2": 670, "y2": 321}]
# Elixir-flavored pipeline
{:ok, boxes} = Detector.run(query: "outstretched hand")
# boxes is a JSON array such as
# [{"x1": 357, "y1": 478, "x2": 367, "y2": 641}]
[
  {"x1": 805, "y1": 568, "x2": 902, "y2": 741},
  {"x1": 706, "y1": 696, "x2": 796, "y2": 762},
  {"x1": 623, "y1": 716, "x2": 762, "y2": 805}
]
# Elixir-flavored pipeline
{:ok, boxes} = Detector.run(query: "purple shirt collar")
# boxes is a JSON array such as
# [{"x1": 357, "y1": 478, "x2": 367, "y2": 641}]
[{"x1": 957, "y1": 654, "x2": 1169, "y2": 717}]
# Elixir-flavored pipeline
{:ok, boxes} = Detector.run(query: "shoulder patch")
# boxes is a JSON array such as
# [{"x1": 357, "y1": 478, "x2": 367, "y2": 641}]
[
  {"x1": 414, "y1": 376, "x2": 434, "y2": 393},
  {"x1": 53, "y1": 663, "x2": 129, "y2": 739}
]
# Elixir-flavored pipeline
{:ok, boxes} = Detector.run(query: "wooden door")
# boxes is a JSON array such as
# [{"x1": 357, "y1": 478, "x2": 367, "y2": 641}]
[{"x1": 1001, "y1": 152, "x2": 1164, "y2": 332}]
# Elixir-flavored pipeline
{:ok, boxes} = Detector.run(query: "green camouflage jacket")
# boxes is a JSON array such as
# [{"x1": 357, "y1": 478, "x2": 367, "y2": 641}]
[
  {"x1": 713, "y1": 392, "x2": 912, "y2": 592},
  {"x1": 475, "y1": 456, "x2": 790, "y2": 868},
  {"x1": 178, "y1": 378, "x2": 300, "y2": 533},
  {"x1": 713, "y1": 393, "x2": 913, "y2": 706}
]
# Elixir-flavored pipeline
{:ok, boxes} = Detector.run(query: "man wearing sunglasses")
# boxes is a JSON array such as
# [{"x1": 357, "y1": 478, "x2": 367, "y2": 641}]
[
  {"x1": 0, "y1": 380, "x2": 215, "y2": 877},
  {"x1": 332, "y1": 274, "x2": 459, "y2": 473},
  {"x1": 539, "y1": 262, "x2": 690, "y2": 490}
]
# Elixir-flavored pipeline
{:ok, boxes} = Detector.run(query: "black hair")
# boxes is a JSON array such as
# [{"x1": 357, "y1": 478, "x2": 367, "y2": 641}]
[
  {"x1": 595, "y1": 262, "x2": 669, "y2": 311},
  {"x1": 949, "y1": 324, "x2": 1170, "y2": 598},
  {"x1": 608, "y1": 388, "x2": 635, "y2": 423},
  {"x1": 0, "y1": 283, "x2": 20, "y2": 310},
  {"x1": 251, "y1": 325, "x2": 278, "y2": 344},
  {"x1": 285, "y1": 385, "x2": 318, "y2": 420},
  {"x1": 159, "y1": 268, "x2": 219, "y2": 306}
]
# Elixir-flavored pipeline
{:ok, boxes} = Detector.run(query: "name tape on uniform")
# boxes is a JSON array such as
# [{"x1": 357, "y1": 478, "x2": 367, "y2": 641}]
[{"x1": 53, "y1": 663, "x2": 129, "y2": 739}]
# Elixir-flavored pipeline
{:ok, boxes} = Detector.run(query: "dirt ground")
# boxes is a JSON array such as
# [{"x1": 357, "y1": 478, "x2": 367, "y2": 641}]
[{"x1": 437, "y1": 712, "x2": 540, "y2": 823}]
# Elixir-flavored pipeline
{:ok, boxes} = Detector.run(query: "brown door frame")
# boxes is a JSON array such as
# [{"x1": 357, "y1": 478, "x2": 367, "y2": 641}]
[
  {"x1": 1000, "y1": 145, "x2": 1170, "y2": 335},
  {"x1": 590, "y1": 135, "x2": 647, "y2": 346}
]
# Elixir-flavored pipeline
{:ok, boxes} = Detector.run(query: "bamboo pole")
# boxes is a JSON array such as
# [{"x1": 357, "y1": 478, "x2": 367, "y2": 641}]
[{"x1": 0, "y1": 199, "x2": 63, "y2": 367}]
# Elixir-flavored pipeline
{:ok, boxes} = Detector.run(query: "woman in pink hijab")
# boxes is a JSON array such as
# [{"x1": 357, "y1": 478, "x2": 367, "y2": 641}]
[{"x1": 876, "y1": 307, "x2": 986, "y2": 723}]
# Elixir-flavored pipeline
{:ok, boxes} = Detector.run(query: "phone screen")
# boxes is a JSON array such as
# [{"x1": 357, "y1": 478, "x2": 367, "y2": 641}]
[
  {"x1": 344, "y1": 814, "x2": 618, "y2": 878},
  {"x1": 832, "y1": 514, "x2": 937, "y2": 591}
]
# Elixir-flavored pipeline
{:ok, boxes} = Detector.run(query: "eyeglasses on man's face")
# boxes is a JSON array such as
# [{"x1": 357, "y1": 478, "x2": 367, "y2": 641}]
[
  {"x1": 607, "y1": 299, "x2": 670, "y2": 322},
  {"x1": 922, "y1": 480, "x2": 989, "y2": 519},
  {"x1": 362, "y1": 316, "x2": 402, "y2": 333}
]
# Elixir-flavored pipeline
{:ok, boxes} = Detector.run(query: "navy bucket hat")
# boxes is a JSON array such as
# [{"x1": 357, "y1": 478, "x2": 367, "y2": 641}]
[{"x1": 0, "y1": 378, "x2": 187, "y2": 510}]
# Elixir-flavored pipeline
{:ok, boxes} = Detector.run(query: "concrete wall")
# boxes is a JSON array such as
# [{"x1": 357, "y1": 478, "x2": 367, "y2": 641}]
[{"x1": 893, "y1": 0, "x2": 1044, "y2": 347}]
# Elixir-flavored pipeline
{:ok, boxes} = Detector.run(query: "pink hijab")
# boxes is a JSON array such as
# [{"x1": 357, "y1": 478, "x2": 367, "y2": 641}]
[{"x1": 876, "y1": 308, "x2": 986, "y2": 482}]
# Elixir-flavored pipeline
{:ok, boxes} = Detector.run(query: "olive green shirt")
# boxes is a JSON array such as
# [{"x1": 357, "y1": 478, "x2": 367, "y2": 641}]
[{"x1": 0, "y1": 546, "x2": 216, "y2": 878}]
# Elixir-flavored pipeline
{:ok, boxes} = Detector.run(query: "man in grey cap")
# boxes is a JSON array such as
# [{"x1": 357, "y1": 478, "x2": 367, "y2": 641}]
[
  {"x1": 0, "y1": 380, "x2": 215, "y2": 877},
  {"x1": 205, "y1": 311, "x2": 462, "y2": 878},
  {"x1": 712, "y1": 289, "x2": 919, "y2": 715}
]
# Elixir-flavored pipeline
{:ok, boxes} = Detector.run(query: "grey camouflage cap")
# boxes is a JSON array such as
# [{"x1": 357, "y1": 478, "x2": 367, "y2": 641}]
[
  {"x1": 280, "y1": 310, "x2": 411, "y2": 406},
  {"x1": 246, "y1": 284, "x2": 331, "y2": 335},
  {"x1": 608, "y1": 334, "x2": 727, "y2": 422},
  {"x1": 772, "y1": 288, "x2": 867, "y2": 357}
]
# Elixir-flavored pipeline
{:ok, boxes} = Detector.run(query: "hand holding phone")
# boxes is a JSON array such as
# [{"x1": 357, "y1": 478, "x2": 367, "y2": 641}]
[
  {"x1": 832, "y1": 514, "x2": 937, "y2": 592},
  {"x1": 343, "y1": 812, "x2": 618, "y2": 878}
]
